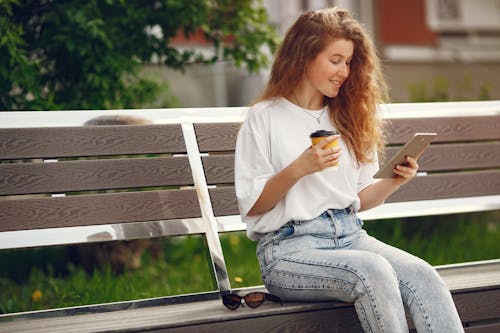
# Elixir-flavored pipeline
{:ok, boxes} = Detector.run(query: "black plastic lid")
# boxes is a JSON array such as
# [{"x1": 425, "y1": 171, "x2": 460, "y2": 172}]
[{"x1": 309, "y1": 130, "x2": 339, "y2": 138}]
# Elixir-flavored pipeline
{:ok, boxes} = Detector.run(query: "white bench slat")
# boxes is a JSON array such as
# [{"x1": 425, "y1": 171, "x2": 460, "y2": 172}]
[
  {"x1": 215, "y1": 195, "x2": 500, "y2": 233},
  {"x1": 0, "y1": 218, "x2": 207, "y2": 250}
]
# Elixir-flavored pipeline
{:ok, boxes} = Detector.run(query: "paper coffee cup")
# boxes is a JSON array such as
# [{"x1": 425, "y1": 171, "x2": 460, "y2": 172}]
[{"x1": 310, "y1": 130, "x2": 340, "y2": 167}]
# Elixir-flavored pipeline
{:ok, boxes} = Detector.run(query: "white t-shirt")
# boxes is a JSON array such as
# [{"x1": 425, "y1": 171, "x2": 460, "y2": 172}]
[{"x1": 234, "y1": 97, "x2": 379, "y2": 241}]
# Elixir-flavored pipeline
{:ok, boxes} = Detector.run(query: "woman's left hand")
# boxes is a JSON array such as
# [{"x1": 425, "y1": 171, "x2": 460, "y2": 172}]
[
  {"x1": 392, "y1": 156, "x2": 419, "y2": 186},
  {"x1": 359, "y1": 155, "x2": 419, "y2": 211}
]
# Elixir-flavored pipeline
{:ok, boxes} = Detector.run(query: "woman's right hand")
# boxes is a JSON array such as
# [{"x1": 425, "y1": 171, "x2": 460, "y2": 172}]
[
  {"x1": 247, "y1": 135, "x2": 341, "y2": 216},
  {"x1": 294, "y1": 134, "x2": 341, "y2": 176}
]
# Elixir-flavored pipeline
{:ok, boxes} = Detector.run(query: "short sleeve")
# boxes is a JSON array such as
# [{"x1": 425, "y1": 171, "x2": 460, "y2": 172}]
[
  {"x1": 234, "y1": 110, "x2": 275, "y2": 219},
  {"x1": 357, "y1": 149, "x2": 379, "y2": 193}
]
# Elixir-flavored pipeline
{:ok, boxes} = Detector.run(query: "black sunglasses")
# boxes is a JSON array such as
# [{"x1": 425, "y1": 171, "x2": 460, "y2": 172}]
[{"x1": 222, "y1": 292, "x2": 281, "y2": 310}]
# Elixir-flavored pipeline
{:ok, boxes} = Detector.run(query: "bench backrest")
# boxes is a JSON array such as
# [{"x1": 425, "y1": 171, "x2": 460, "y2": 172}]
[
  {"x1": 0, "y1": 124, "x2": 200, "y2": 232},
  {"x1": 199, "y1": 111, "x2": 500, "y2": 217},
  {"x1": 1, "y1": 102, "x2": 499, "y2": 314}
]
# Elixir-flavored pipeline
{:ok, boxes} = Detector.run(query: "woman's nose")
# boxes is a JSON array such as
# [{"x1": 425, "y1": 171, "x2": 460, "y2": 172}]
[{"x1": 339, "y1": 62, "x2": 349, "y2": 78}]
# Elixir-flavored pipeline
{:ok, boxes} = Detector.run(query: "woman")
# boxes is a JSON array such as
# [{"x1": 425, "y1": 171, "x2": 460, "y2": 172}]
[{"x1": 234, "y1": 7, "x2": 463, "y2": 333}]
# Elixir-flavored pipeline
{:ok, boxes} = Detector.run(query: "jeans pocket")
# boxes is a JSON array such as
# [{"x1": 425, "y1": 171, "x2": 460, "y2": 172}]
[
  {"x1": 276, "y1": 225, "x2": 295, "y2": 240},
  {"x1": 257, "y1": 241, "x2": 278, "y2": 272}
]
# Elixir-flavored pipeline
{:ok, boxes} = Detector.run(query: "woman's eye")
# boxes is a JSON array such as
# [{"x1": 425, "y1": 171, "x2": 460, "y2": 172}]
[{"x1": 330, "y1": 58, "x2": 350, "y2": 66}]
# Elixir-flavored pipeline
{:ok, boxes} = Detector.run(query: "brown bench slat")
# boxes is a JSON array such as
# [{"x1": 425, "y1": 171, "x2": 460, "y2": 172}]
[
  {"x1": 209, "y1": 170, "x2": 500, "y2": 216},
  {"x1": 202, "y1": 155, "x2": 235, "y2": 185},
  {"x1": 454, "y1": 288, "x2": 500, "y2": 323},
  {"x1": 163, "y1": 306, "x2": 363, "y2": 333},
  {"x1": 0, "y1": 157, "x2": 193, "y2": 196},
  {"x1": 465, "y1": 323, "x2": 500, "y2": 333},
  {"x1": 195, "y1": 123, "x2": 240, "y2": 152},
  {"x1": 203, "y1": 142, "x2": 500, "y2": 185},
  {"x1": 0, "y1": 125, "x2": 186, "y2": 159},
  {"x1": 386, "y1": 116, "x2": 500, "y2": 144},
  {"x1": 209, "y1": 187, "x2": 241, "y2": 216},
  {"x1": 388, "y1": 170, "x2": 500, "y2": 202},
  {"x1": 385, "y1": 141, "x2": 500, "y2": 172},
  {"x1": 0, "y1": 190, "x2": 201, "y2": 232}
]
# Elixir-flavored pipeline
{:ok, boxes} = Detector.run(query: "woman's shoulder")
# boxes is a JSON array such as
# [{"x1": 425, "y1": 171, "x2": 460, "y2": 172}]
[
  {"x1": 249, "y1": 97, "x2": 283, "y2": 116},
  {"x1": 240, "y1": 98, "x2": 282, "y2": 134}
]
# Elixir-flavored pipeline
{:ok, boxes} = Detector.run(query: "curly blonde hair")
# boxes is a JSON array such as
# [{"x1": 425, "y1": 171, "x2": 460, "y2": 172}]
[{"x1": 258, "y1": 7, "x2": 388, "y2": 164}]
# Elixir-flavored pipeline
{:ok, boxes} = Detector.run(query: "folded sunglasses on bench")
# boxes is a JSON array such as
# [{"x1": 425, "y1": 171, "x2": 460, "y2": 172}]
[{"x1": 222, "y1": 292, "x2": 281, "y2": 310}]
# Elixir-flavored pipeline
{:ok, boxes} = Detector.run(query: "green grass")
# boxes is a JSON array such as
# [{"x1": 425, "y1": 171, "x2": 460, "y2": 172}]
[
  {"x1": 0, "y1": 236, "x2": 216, "y2": 314},
  {"x1": 220, "y1": 232, "x2": 262, "y2": 288},
  {"x1": 364, "y1": 211, "x2": 500, "y2": 265},
  {"x1": 0, "y1": 211, "x2": 498, "y2": 314}
]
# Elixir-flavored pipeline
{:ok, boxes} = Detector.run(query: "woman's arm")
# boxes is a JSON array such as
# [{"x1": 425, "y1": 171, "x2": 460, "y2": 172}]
[
  {"x1": 247, "y1": 135, "x2": 341, "y2": 216},
  {"x1": 358, "y1": 156, "x2": 418, "y2": 212}
]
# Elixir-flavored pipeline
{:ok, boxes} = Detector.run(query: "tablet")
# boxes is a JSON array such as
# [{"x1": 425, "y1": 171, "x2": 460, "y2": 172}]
[{"x1": 374, "y1": 133, "x2": 437, "y2": 179}]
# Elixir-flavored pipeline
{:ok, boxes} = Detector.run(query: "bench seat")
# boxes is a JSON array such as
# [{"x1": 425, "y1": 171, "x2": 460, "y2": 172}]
[{"x1": 2, "y1": 260, "x2": 499, "y2": 333}]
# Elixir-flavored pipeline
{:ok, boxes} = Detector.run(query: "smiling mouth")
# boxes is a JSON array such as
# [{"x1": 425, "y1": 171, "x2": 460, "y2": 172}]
[{"x1": 331, "y1": 80, "x2": 342, "y2": 87}]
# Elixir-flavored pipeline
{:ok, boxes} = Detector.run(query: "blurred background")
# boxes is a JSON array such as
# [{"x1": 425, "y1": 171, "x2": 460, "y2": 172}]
[
  {"x1": 3, "y1": 0, "x2": 500, "y2": 111},
  {"x1": 152, "y1": 0, "x2": 500, "y2": 107}
]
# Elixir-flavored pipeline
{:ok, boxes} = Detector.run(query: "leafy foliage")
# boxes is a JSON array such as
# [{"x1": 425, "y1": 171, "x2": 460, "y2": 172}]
[{"x1": 0, "y1": 0, "x2": 278, "y2": 110}]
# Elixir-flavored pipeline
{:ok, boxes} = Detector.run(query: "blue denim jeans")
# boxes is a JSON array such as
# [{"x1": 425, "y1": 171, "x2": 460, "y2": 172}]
[{"x1": 256, "y1": 207, "x2": 464, "y2": 333}]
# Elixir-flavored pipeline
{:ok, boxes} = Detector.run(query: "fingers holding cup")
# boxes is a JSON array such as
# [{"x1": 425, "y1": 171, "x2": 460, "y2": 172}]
[{"x1": 310, "y1": 130, "x2": 340, "y2": 168}]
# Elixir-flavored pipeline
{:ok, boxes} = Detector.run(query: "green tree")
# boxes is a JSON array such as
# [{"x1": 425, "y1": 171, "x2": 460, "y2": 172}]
[{"x1": 0, "y1": 0, "x2": 278, "y2": 110}]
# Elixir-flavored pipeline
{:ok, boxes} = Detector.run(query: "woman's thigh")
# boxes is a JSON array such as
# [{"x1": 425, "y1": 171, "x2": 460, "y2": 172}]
[
  {"x1": 351, "y1": 233, "x2": 448, "y2": 305},
  {"x1": 351, "y1": 234, "x2": 442, "y2": 285},
  {"x1": 261, "y1": 247, "x2": 399, "y2": 303}
]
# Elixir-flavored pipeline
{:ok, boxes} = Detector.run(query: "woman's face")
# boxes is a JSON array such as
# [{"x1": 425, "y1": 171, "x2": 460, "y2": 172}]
[{"x1": 304, "y1": 38, "x2": 354, "y2": 99}]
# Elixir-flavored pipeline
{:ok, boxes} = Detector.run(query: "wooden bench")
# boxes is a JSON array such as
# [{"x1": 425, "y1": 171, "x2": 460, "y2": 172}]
[{"x1": 1, "y1": 101, "x2": 500, "y2": 332}]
